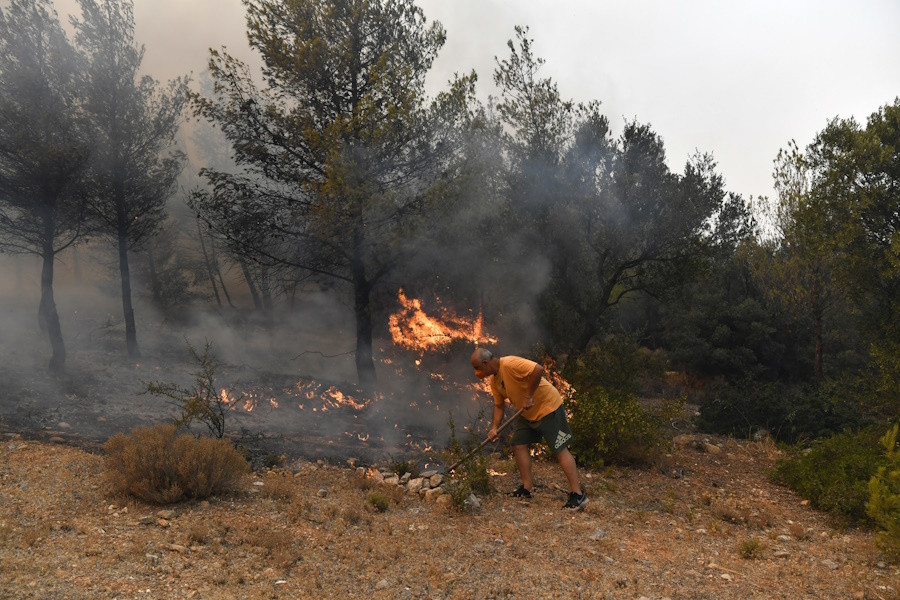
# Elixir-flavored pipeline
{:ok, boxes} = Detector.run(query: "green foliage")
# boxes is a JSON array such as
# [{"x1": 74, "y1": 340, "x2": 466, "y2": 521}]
[
  {"x1": 442, "y1": 412, "x2": 491, "y2": 503},
  {"x1": 103, "y1": 423, "x2": 249, "y2": 504},
  {"x1": 867, "y1": 424, "x2": 900, "y2": 562},
  {"x1": 772, "y1": 428, "x2": 888, "y2": 522},
  {"x1": 144, "y1": 340, "x2": 234, "y2": 438},
  {"x1": 366, "y1": 492, "x2": 391, "y2": 513},
  {"x1": 737, "y1": 538, "x2": 765, "y2": 560},
  {"x1": 697, "y1": 376, "x2": 870, "y2": 443},
  {"x1": 387, "y1": 456, "x2": 420, "y2": 478}
]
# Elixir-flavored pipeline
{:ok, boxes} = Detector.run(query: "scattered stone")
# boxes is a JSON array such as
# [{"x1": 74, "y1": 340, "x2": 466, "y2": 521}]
[
  {"x1": 464, "y1": 493, "x2": 481, "y2": 511},
  {"x1": 773, "y1": 550, "x2": 790, "y2": 558},
  {"x1": 157, "y1": 510, "x2": 175, "y2": 520},
  {"x1": 407, "y1": 478, "x2": 424, "y2": 494},
  {"x1": 252, "y1": 481, "x2": 265, "y2": 486},
  {"x1": 383, "y1": 475, "x2": 400, "y2": 486},
  {"x1": 371, "y1": 470, "x2": 384, "y2": 484},
  {"x1": 589, "y1": 528, "x2": 608, "y2": 540},
  {"x1": 420, "y1": 470, "x2": 438, "y2": 479},
  {"x1": 429, "y1": 474, "x2": 443, "y2": 487},
  {"x1": 821, "y1": 559, "x2": 839, "y2": 570},
  {"x1": 672, "y1": 434, "x2": 695, "y2": 448},
  {"x1": 400, "y1": 472, "x2": 411, "y2": 484},
  {"x1": 96, "y1": 416, "x2": 107, "y2": 422},
  {"x1": 376, "y1": 579, "x2": 388, "y2": 590},
  {"x1": 48, "y1": 437, "x2": 66, "y2": 444},
  {"x1": 200, "y1": 500, "x2": 210, "y2": 508},
  {"x1": 720, "y1": 573, "x2": 732, "y2": 581},
  {"x1": 777, "y1": 535, "x2": 793, "y2": 542},
  {"x1": 316, "y1": 460, "x2": 325, "y2": 467},
  {"x1": 157, "y1": 519, "x2": 170, "y2": 528},
  {"x1": 140, "y1": 516, "x2": 155, "y2": 525},
  {"x1": 317, "y1": 489, "x2": 328, "y2": 498},
  {"x1": 166, "y1": 544, "x2": 187, "y2": 553},
  {"x1": 57, "y1": 422, "x2": 71, "y2": 429},
  {"x1": 703, "y1": 442, "x2": 722, "y2": 454}
]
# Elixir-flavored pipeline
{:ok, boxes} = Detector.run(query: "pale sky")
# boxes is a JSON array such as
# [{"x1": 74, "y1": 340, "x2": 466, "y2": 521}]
[{"x1": 52, "y1": 0, "x2": 900, "y2": 201}]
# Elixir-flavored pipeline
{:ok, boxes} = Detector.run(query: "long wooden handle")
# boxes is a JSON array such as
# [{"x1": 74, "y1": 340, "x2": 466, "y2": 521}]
[{"x1": 447, "y1": 407, "x2": 526, "y2": 473}]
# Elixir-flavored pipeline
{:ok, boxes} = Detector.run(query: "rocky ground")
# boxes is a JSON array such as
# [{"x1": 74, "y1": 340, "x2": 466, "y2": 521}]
[{"x1": 1, "y1": 430, "x2": 897, "y2": 600}]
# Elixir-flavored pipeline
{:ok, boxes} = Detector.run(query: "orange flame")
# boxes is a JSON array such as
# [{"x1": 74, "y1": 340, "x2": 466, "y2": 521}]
[{"x1": 389, "y1": 289, "x2": 497, "y2": 353}]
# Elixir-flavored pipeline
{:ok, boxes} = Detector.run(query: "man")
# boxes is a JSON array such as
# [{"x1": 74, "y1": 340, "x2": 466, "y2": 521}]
[{"x1": 470, "y1": 348, "x2": 588, "y2": 509}]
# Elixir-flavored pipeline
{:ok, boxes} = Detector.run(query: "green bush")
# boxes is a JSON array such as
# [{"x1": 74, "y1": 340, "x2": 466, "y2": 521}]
[
  {"x1": 442, "y1": 413, "x2": 491, "y2": 506},
  {"x1": 772, "y1": 427, "x2": 888, "y2": 522},
  {"x1": 697, "y1": 376, "x2": 868, "y2": 443},
  {"x1": 104, "y1": 423, "x2": 249, "y2": 504},
  {"x1": 867, "y1": 424, "x2": 900, "y2": 562},
  {"x1": 144, "y1": 340, "x2": 235, "y2": 439},
  {"x1": 366, "y1": 492, "x2": 391, "y2": 513}
]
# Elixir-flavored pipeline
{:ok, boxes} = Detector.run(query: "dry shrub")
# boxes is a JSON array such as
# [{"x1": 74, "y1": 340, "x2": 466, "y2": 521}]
[
  {"x1": 258, "y1": 474, "x2": 297, "y2": 502},
  {"x1": 737, "y1": 537, "x2": 765, "y2": 559},
  {"x1": 711, "y1": 499, "x2": 751, "y2": 524},
  {"x1": 104, "y1": 423, "x2": 249, "y2": 504}
]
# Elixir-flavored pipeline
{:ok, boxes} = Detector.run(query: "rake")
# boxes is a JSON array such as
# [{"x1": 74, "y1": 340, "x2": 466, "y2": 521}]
[{"x1": 446, "y1": 407, "x2": 525, "y2": 473}]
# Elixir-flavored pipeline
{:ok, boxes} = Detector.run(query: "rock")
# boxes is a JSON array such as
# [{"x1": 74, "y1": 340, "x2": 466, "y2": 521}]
[
  {"x1": 316, "y1": 460, "x2": 325, "y2": 467},
  {"x1": 407, "y1": 478, "x2": 424, "y2": 494},
  {"x1": 777, "y1": 535, "x2": 793, "y2": 542},
  {"x1": 435, "y1": 495, "x2": 452, "y2": 508},
  {"x1": 429, "y1": 474, "x2": 443, "y2": 487},
  {"x1": 383, "y1": 475, "x2": 400, "y2": 486},
  {"x1": 166, "y1": 544, "x2": 187, "y2": 553},
  {"x1": 589, "y1": 528, "x2": 608, "y2": 540},
  {"x1": 703, "y1": 442, "x2": 722, "y2": 454},
  {"x1": 157, "y1": 519, "x2": 170, "y2": 528},
  {"x1": 252, "y1": 481, "x2": 265, "y2": 486},
  {"x1": 376, "y1": 579, "x2": 389, "y2": 590},
  {"x1": 420, "y1": 470, "x2": 438, "y2": 479},
  {"x1": 672, "y1": 434, "x2": 695, "y2": 448},
  {"x1": 464, "y1": 493, "x2": 481, "y2": 511},
  {"x1": 200, "y1": 500, "x2": 210, "y2": 508},
  {"x1": 356, "y1": 467, "x2": 366, "y2": 476},
  {"x1": 821, "y1": 559, "x2": 839, "y2": 570},
  {"x1": 317, "y1": 489, "x2": 328, "y2": 498},
  {"x1": 57, "y1": 422, "x2": 71, "y2": 429},
  {"x1": 400, "y1": 472, "x2": 411, "y2": 484},
  {"x1": 157, "y1": 510, "x2": 175, "y2": 520},
  {"x1": 424, "y1": 487, "x2": 444, "y2": 502},
  {"x1": 96, "y1": 416, "x2": 107, "y2": 422},
  {"x1": 371, "y1": 470, "x2": 384, "y2": 484},
  {"x1": 773, "y1": 550, "x2": 790, "y2": 558},
  {"x1": 140, "y1": 516, "x2": 156, "y2": 525},
  {"x1": 49, "y1": 437, "x2": 66, "y2": 443}
]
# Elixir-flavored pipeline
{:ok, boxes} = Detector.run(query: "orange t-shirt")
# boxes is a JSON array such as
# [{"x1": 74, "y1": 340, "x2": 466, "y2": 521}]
[{"x1": 490, "y1": 356, "x2": 562, "y2": 422}]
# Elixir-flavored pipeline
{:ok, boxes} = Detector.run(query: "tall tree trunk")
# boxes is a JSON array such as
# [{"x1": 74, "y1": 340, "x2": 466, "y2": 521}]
[
  {"x1": 197, "y1": 219, "x2": 222, "y2": 307},
  {"x1": 72, "y1": 245, "x2": 82, "y2": 283},
  {"x1": 812, "y1": 273, "x2": 822, "y2": 383},
  {"x1": 352, "y1": 231, "x2": 376, "y2": 390},
  {"x1": 208, "y1": 235, "x2": 234, "y2": 307},
  {"x1": 39, "y1": 226, "x2": 65, "y2": 373},
  {"x1": 239, "y1": 258, "x2": 262, "y2": 310},
  {"x1": 117, "y1": 203, "x2": 139, "y2": 357}
]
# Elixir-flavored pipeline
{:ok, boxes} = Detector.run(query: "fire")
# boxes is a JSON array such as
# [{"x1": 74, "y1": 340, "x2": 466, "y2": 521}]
[{"x1": 389, "y1": 289, "x2": 497, "y2": 353}]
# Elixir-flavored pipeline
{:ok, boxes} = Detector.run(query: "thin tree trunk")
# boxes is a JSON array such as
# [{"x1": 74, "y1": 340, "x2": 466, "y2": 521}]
[
  {"x1": 352, "y1": 230, "x2": 376, "y2": 390},
  {"x1": 117, "y1": 221, "x2": 139, "y2": 357},
  {"x1": 208, "y1": 235, "x2": 234, "y2": 308},
  {"x1": 39, "y1": 227, "x2": 65, "y2": 373},
  {"x1": 239, "y1": 258, "x2": 262, "y2": 310},
  {"x1": 197, "y1": 219, "x2": 221, "y2": 307}
]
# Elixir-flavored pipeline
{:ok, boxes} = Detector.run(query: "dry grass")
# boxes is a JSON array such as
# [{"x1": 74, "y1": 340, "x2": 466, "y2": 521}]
[{"x1": 1, "y1": 433, "x2": 898, "y2": 599}]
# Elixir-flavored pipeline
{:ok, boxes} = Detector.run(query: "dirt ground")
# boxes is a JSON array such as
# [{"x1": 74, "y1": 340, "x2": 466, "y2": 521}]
[{"x1": 1, "y1": 431, "x2": 897, "y2": 600}]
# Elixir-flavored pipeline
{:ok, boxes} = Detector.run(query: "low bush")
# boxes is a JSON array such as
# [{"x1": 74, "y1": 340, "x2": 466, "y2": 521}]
[
  {"x1": 104, "y1": 423, "x2": 249, "y2": 504},
  {"x1": 697, "y1": 376, "x2": 869, "y2": 443},
  {"x1": 867, "y1": 424, "x2": 900, "y2": 562},
  {"x1": 771, "y1": 427, "x2": 888, "y2": 522}
]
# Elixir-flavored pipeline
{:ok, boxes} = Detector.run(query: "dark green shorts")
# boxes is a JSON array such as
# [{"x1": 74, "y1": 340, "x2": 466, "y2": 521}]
[{"x1": 509, "y1": 406, "x2": 574, "y2": 454}]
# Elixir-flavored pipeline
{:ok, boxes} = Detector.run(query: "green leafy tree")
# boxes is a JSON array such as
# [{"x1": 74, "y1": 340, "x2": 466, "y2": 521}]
[
  {"x1": 493, "y1": 28, "x2": 728, "y2": 354},
  {"x1": 190, "y1": 0, "x2": 469, "y2": 388},
  {"x1": 72, "y1": 0, "x2": 188, "y2": 357},
  {"x1": 808, "y1": 99, "x2": 900, "y2": 413},
  {"x1": 0, "y1": 0, "x2": 92, "y2": 372}
]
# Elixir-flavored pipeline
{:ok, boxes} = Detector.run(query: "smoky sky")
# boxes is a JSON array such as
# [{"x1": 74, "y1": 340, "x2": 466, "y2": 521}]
[{"x1": 48, "y1": 0, "x2": 900, "y2": 205}]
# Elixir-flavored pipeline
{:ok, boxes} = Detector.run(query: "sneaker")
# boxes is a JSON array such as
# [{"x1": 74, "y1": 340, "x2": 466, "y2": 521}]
[
  {"x1": 563, "y1": 491, "x2": 588, "y2": 510},
  {"x1": 510, "y1": 484, "x2": 533, "y2": 499}
]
